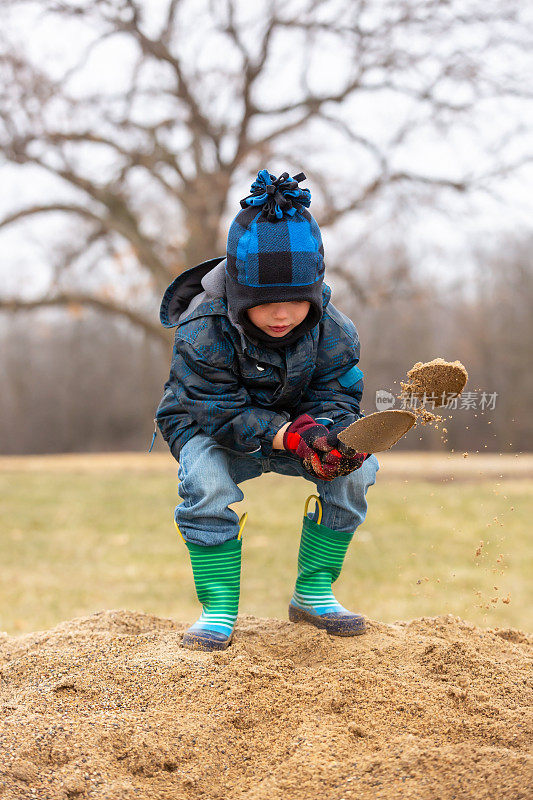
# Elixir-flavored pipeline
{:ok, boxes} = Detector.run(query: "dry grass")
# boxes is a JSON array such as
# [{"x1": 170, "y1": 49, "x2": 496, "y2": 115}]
[{"x1": 0, "y1": 452, "x2": 531, "y2": 636}]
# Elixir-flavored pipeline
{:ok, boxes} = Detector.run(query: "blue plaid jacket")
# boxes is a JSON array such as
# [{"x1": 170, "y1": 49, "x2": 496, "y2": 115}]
[{"x1": 155, "y1": 261, "x2": 364, "y2": 460}]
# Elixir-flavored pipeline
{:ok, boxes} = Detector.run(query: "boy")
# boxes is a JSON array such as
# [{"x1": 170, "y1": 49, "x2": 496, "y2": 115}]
[{"x1": 154, "y1": 170, "x2": 379, "y2": 651}]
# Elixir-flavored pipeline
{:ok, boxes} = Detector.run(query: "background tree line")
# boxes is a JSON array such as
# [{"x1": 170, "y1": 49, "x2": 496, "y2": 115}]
[{"x1": 1, "y1": 230, "x2": 530, "y2": 455}]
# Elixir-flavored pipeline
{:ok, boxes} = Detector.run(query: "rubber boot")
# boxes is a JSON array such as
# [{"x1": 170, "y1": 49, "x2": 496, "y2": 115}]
[
  {"x1": 288, "y1": 495, "x2": 366, "y2": 636},
  {"x1": 178, "y1": 515, "x2": 246, "y2": 652}
]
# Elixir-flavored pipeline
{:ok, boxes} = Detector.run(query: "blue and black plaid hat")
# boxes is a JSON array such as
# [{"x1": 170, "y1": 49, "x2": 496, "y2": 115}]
[{"x1": 225, "y1": 170, "x2": 325, "y2": 346}]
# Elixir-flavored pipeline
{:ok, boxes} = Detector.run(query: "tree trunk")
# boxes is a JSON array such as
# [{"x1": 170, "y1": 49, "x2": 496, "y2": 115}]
[{"x1": 181, "y1": 173, "x2": 231, "y2": 267}]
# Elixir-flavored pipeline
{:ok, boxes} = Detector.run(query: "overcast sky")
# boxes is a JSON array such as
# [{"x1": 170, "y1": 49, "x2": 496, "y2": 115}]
[{"x1": 1, "y1": 0, "x2": 532, "y2": 301}]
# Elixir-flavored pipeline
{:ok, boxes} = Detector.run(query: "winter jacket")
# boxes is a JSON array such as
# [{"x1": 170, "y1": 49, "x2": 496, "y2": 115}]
[{"x1": 154, "y1": 257, "x2": 365, "y2": 461}]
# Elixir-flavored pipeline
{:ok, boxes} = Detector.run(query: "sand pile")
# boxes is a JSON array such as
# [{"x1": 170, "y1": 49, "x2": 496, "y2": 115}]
[{"x1": 0, "y1": 611, "x2": 531, "y2": 800}]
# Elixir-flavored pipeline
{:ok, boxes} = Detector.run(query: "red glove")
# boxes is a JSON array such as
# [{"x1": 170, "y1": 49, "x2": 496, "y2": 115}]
[
  {"x1": 283, "y1": 415, "x2": 335, "y2": 480},
  {"x1": 284, "y1": 416, "x2": 370, "y2": 481},
  {"x1": 321, "y1": 433, "x2": 369, "y2": 477}
]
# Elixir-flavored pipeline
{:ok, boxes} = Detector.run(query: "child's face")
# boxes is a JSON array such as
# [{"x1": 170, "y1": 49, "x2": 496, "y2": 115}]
[{"x1": 246, "y1": 301, "x2": 311, "y2": 337}]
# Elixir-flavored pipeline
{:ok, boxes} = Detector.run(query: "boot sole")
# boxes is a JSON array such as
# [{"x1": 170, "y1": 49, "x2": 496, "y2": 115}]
[
  {"x1": 181, "y1": 631, "x2": 233, "y2": 651},
  {"x1": 288, "y1": 604, "x2": 366, "y2": 636}
]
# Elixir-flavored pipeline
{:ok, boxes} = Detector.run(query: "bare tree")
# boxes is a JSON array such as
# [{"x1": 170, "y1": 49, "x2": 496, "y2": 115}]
[{"x1": 1, "y1": 0, "x2": 532, "y2": 341}]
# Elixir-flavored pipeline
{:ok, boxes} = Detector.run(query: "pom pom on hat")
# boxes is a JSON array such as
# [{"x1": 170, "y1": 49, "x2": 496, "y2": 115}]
[{"x1": 239, "y1": 169, "x2": 311, "y2": 222}]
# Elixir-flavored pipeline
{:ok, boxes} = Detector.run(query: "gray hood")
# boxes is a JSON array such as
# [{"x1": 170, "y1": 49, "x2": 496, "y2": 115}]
[
  {"x1": 177, "y1": 258, "x2": 244, "y2": 334},
  {"x1": 178, "y1": 259, "x2": 224, "y2": 320}
]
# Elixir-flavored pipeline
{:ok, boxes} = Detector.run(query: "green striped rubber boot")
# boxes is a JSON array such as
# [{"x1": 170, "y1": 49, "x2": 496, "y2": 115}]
[
  {"x1": 181, "y1": 538, "x2": 242, "y2": 651},
  {"x1": 289, "y1": 499, "x2": 366, "y2": 636}
]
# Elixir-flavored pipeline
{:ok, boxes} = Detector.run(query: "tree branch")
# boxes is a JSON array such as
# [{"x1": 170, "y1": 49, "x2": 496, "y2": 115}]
[
  {"x1": 0, "y1": 202, "x2": 104, "y2": 230},
  {"x1": 0, "y1": 293, "x2": 167, "y2": 342}
]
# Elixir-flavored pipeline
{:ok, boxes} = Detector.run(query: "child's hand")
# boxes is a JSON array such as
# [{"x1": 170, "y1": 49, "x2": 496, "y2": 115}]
[
  {"x1": 282, "y1": 416, "x2": 370, "y2": 481},
  {"x1": 283, "y1": 414, "x2": 337, "y2": 481},
  {"x1": 283, "y1": 414, "x2": 333, "y2": 460},
  {"x1": 321, "y1": 448, "x2": 369, "y2": 477},
  {"x1": 300, "y1": 446, "x2": 368, "y2": 481},
  {"x1": 320, "y1": 433, "x2": 370, "y2": 477}
]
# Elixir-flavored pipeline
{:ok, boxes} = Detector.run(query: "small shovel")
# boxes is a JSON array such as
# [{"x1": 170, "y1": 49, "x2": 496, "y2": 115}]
[
  {"x1": 337, "y1": 409, "x2": 416, "y2": 453},
  {"x1": 336, "y1": 359, "x2": 467, "y2": 453}
]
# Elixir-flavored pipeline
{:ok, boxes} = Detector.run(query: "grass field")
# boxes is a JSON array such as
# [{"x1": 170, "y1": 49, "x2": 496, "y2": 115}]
[{"x1": 0, "y1": 452, "x2": 531, "y2": 635}]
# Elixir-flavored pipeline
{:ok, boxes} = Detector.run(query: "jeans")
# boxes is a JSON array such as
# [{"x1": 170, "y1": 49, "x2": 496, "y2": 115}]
[{"x1": 175, "y1": 432, "x2": 380, "y2": 546}]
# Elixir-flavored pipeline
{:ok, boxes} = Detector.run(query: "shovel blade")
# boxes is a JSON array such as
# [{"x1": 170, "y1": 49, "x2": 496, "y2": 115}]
[{"x1": 337, "y1": 410, "x2": 416, "y2": 453}]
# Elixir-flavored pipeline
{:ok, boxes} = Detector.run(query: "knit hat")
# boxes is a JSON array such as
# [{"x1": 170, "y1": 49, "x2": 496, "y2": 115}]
[{"x1": 225, "y1": 170, "x2": 325, "y2": 347}]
